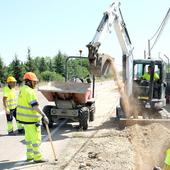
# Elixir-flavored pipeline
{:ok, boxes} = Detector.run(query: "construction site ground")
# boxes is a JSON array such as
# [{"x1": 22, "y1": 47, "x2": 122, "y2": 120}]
[{"x1": 1, "y1": 80, "x2": 170, "y2": 170}]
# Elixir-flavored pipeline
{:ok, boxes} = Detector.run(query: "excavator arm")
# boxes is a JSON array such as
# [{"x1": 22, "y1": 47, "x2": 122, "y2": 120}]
[{"x1": 87, "y1": 0, "x2": 134, "y2": 96}]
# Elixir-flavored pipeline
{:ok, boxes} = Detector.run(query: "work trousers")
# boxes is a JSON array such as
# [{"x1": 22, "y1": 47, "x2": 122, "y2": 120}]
[
  {"x1": 6, "y1": 108, "x2": 23, "y2": 133},
  {"x1": 24, "y1": 124, "x2": 43, "y2": 161},
  {"x1": 165, "y1": 148, "x2": 170, "y2": 166}
]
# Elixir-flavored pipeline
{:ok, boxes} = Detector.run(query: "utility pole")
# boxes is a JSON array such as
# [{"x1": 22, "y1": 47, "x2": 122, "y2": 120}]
[
  {"x1": 164, "y1": 54, "x2": 169, "y2": 73},
  {"x1": 79, "y1": 49, "x2": 82, "y2": 67},
  {"x1": 148, "y1": 40, "x2": 151, "y2": 59},
  {"x1": 79, "y1": 49, "x2": 82, "y2": 57},
  {"x1": 144, "y1": 50, "x2": 146, "y2": 59}
]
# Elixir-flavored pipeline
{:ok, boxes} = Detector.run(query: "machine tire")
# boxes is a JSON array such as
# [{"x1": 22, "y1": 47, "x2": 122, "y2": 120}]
[
  {"x1": 116, "y1": 105, "x2": 125, "y2": 119},
  {"x1": 43, "y1": 105, "x2": 54, "y2": 128},
  {"x1": 79, "y1": 107, "x2": 89, "y2": 130},
  {"x1": 89, "y1": 103, "x2": 95, "y2": 122}
]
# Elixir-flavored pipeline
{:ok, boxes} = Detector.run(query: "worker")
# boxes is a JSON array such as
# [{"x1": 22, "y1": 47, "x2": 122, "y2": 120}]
[
  {"x1": 163, "y1": 148, "x2": 170, "y2": 170},
  {"x1": 142, "y1": 65, "x2": 159, "y2": 81},
  {"x1": 3, "y1": 76, "x2": 24, "y2": 135},
  {"x1": 16, "y1": 72, "x2": 49, "y2": 163},
  {"x1": 153, "y1": 149, "x2": 170, "y2": 170}
]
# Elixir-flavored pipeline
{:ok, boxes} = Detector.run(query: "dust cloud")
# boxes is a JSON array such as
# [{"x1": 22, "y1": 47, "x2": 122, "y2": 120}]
[{"x1": 107, "y1": 56, "x2": 140, "y2": 118}]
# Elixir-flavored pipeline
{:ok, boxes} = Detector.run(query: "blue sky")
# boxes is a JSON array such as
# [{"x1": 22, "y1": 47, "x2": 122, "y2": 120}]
[{"x1": 0, "y1": 0, "x2": 169, "y2": 67}]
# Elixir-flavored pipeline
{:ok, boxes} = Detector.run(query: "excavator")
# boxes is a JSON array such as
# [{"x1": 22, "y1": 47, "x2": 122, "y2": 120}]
[{"x1": 87, "y1": 0, "x2": 168, "y2": 122}]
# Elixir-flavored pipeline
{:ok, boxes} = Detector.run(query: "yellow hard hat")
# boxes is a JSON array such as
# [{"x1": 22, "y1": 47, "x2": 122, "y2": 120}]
[{"x1": 7, "y1": 76, "x2": 17, "y2": 83}]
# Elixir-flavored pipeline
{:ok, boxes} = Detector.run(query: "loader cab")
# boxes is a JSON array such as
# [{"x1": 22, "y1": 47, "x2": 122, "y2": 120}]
[{"x1": 132, "y1": 59, "x2": 166, "y2": 109}]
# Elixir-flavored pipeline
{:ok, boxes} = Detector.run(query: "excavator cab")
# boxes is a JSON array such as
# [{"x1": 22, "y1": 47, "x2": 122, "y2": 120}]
[{"x1": 132, "y1": 59, "x2": 166, "y2": 109}]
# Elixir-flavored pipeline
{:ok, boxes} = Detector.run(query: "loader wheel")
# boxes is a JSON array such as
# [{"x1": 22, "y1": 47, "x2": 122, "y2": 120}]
[
  {"x1": 79, "y1": 107, "x2": 89, "y2": 130},
  {"x1": 116, "y1": 106, "x2": 125, "y2": 119},
  {"x1": 43, "y1": 105, "x2": 54, "y2": 128},
  {"x1": 89, "y1": 103, "x2": 95, "y2": 122}
]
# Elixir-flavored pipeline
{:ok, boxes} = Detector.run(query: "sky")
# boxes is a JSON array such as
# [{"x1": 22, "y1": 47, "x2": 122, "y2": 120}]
[{"x1": 0, "y1": 0, "x2": 169, "y2": 67}]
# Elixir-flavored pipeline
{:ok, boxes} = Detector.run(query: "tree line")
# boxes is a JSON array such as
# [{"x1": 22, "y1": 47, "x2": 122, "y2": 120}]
[{"x1": 0, "y1": 50, "x2": 90, "y2": 85}]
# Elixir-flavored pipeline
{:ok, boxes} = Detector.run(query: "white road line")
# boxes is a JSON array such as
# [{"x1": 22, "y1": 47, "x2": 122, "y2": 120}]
[{"x1": 42, "y1": 119, "x2": 68, "y2": 142}]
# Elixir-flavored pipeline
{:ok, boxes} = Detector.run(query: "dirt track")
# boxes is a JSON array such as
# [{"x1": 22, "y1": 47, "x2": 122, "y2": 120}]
[{"x1": 22, "y1": 80, "x2": 170, "y2": 170}]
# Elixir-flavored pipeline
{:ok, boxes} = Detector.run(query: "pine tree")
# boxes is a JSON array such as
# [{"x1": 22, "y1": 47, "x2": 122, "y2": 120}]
[
  {"x1": 0, "y1": 56, "x2": 6, "y2": 84},
  {"x1": 53, "y1": 51, "x2": 66, "y2": 76},
  {"x1": 11, "y1": 54, "x2": 24, "y2": 85},
  {"x1": 25, "y1": 48, "x2": 36, "y2": 72},
  {"x1": 39, "y1": 57, "x2": 48, "y2": 72}
]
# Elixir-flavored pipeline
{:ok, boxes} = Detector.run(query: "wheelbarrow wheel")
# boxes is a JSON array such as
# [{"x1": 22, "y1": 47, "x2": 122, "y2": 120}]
[
  {"x1": 79, "y1": 107, "x2": 89, "y2": 130},
  {"x1": 89, "y1": 103, "x2": 95, "y2": 122}
]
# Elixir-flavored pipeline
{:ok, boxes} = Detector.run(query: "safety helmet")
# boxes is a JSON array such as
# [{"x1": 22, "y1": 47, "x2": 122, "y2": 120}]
[
  {"x1": 7, "y1": 76, "x2": 17, "y2": 83},
  {"x1": 23, "y1": 72, "x2": 38, "y2": 81}
]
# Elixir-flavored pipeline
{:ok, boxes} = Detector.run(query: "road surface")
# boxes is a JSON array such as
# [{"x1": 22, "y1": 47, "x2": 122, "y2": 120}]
[{"x1": 0, "y1": 80, "x2": 117, "y2": 170}]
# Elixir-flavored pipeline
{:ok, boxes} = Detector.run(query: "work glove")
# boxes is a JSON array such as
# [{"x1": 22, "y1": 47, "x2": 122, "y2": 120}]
[
  {"x1": 6, "y1": 111, "x2": 10, "y2": 115},
  {"x1": 42, "y1": 115, "x2": 49, "y2": 125}
]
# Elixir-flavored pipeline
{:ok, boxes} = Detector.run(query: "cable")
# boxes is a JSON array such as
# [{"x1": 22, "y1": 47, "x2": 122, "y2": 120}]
[{"x1": 150, "y1": 8, "x2": 170, "y2": 51}]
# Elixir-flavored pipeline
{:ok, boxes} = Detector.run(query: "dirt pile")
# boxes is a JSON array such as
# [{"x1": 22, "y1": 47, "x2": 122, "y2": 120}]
[
  {"x1": 125, "y1": 123, "x2": 170, "y2": 169},
  {"x1": 33, "y1": 123, "x2": 170, "y2": 170}
]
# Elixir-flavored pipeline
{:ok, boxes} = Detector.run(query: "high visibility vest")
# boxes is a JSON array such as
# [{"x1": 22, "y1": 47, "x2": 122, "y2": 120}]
[
  {"x1": 3, "y1": 86, "x2": 17, "y2": 110},
  {"x1": 142, "y1": 72, "x2": 159, "y2": 81},
  {"x1": 16, "y1": 85, "x2": 42, "y2": 123},
  {"x1": 165, "y1": 148, "x2": 170, "y2": 165}
]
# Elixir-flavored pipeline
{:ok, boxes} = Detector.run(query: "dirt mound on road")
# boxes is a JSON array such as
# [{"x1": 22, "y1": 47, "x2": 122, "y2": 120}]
[
  {"x1": 34, "y1": 123, "x2": 170, "y2": 170},
  {"x1": 126, "y1": 123, "x2": 170, "y2": 170},
  {"x1": 22, "y1": 123, "x2": 170, "y2": 170},
  {"x1": 56, "y1": 123, "x2": 170, "y2": 170}
]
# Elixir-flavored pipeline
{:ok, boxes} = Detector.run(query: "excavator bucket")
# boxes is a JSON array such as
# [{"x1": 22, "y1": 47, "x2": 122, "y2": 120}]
[
  {"x1": 88, "y1": 53, "x2": 114, "y2": 77},
  {"x1": 87, "y1": 42, "x2": 114, "y2": 77}
]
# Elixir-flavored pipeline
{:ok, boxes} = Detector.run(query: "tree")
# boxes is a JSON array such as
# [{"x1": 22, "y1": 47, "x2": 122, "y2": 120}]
[
  {"x1": 41, "y1": 71, "x2": 64, "y2": 82},
  {"x1": 10, "y1": 54, "x2": 24, "y2": 84},
  {"x1": 48, "y1": 58, "x2": 54, "y2": 72},
  {"x1": 25, "y1": 56, "x2": 36, "y2": 72},
  {"x1": 25, "y1": 48, "x2": 36, "y2": 72},
  {"x1": 0, "y1": 56, "x2": 6, "y2": 84},
  {"x1": 39, "y1": 57, "x2": 48, "y2": 72},
  {"x1": 66, "y1": 58, "x2": 89, "y2": 80},
  {"x1": 53, "y1": 51, "x2": 66, "y2": 76}
]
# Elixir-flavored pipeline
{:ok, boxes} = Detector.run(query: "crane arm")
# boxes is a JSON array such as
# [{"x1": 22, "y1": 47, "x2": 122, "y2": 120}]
[{"x1": 87, "y1": 0, "x2": 134, "y2": 95}]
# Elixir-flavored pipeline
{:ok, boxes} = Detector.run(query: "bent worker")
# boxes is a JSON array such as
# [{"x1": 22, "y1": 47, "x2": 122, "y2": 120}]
[
  {"x1": 142, "y1": 65, "x2": 159, "y2": 81},
  {"x1": 3, "y1": 76, "x2": 24, "y2": 135},
  {"x1": 16, "y1": 72, "x2": 49, "y2": 163},
  {"x1": 163, "y1": 148, "x2": 170, "y2": 170}
]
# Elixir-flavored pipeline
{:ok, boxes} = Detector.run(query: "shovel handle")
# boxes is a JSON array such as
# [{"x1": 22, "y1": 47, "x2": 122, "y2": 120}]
[{"x1": 45, "y1": 124, "x2": 58, "y2": 161}]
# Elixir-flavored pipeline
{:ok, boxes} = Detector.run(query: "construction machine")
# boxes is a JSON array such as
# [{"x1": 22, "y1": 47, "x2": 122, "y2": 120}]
[
  {"x1": 39, "y1": 56, "x2": 95, "y2": 130},
  {"x1": 87, "y1": 0, "x2": 168, "y2": 122}
]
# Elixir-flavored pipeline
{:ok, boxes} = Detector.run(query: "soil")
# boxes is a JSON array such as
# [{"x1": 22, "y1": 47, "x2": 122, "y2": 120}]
[{"x1": 23, "y1": 80, "x2": 170, "y2": 170}]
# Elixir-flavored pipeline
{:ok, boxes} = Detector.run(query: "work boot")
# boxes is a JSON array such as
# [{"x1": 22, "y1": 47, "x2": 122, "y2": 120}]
[
  {"x1": 8, "y1": 131, "x2": 15, "y2": 136},
  {"x1": 153, "y1": 166, "x2": 161, "y2": 170},
  {"x1": 18, "y1": 129, "x2": 25, "y2": 134},
  {"x1": 26, "y1": 158, "x2": 33, "y2": 162},
  {"x1": 34, "y1": 159, "x2": 48, "y2": 163}
]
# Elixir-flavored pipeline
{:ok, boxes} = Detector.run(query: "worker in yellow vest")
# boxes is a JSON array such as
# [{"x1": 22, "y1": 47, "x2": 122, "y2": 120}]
[
  {"x1": 163, "y1": 148, "x2": 170, "y2": 170},
  {"x1": 16, "y1": 72, "x2": 49, "y2": 163},
  {"x1": 3, "y1": 76, "x2": 24, "y2": 135},
  {"x1": 142, "y1": 66, "x2": 159, "y2": 81},
  {"x1": 153, "y1": 149, "x2": 170, "y2": 170}
]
